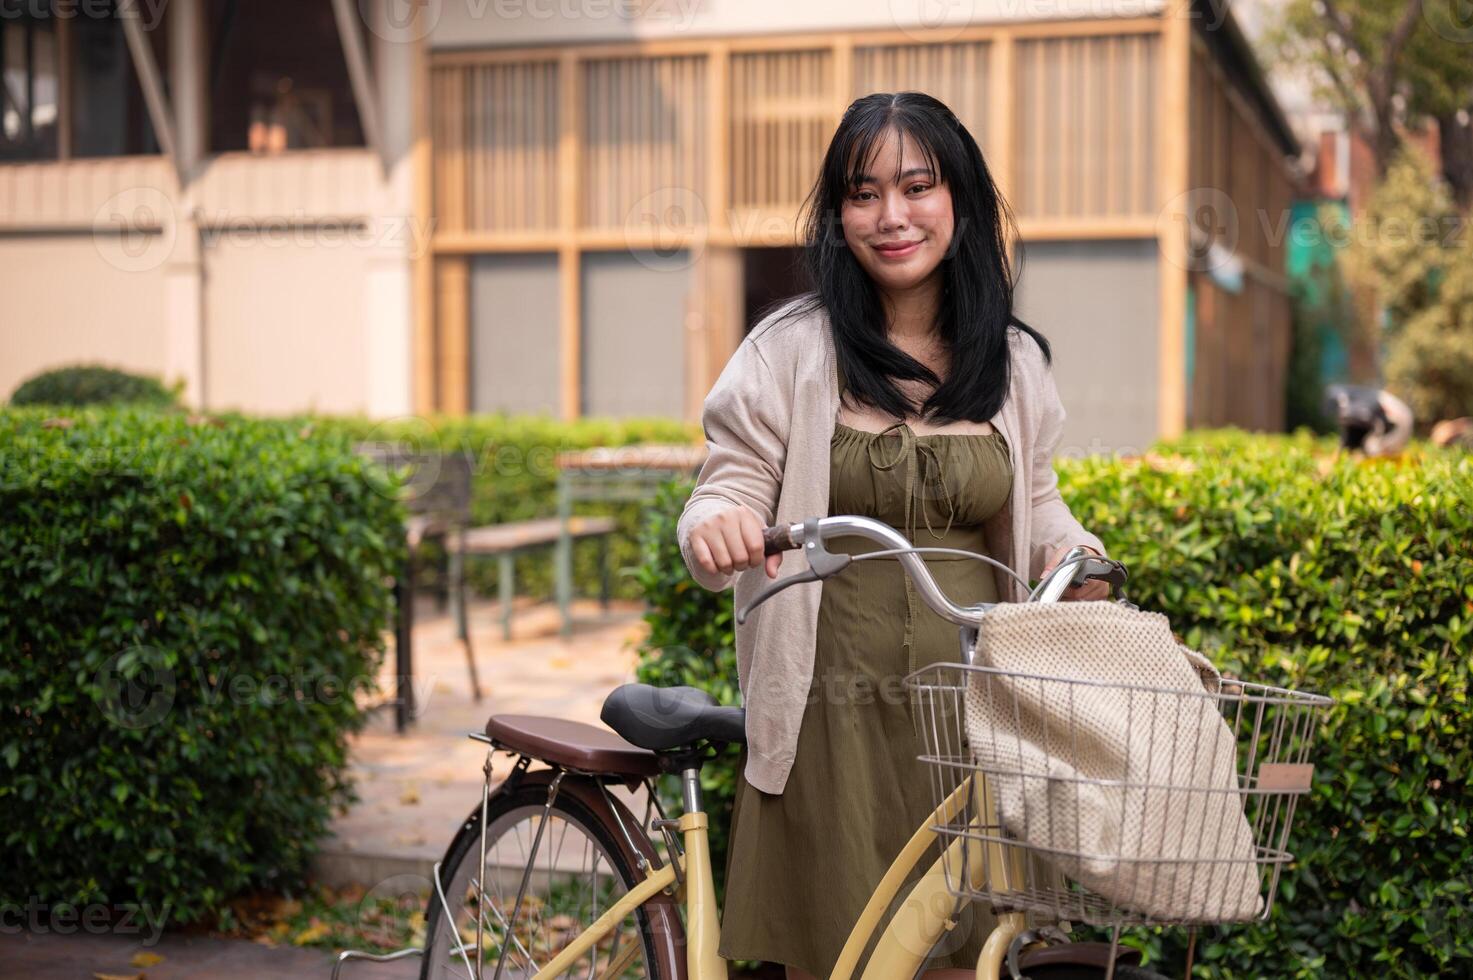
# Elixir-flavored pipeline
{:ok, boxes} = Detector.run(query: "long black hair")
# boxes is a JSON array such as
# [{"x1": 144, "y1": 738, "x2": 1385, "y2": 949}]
[{"x1": 769, "y1": 91, "x2": 1050, "y2": 424}]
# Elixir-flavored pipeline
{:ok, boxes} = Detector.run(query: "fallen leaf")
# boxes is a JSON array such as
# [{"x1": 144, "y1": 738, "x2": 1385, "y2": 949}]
[
  {"x1": 399, "y1": 785, "x2": 421, "y2": 805},
  {"x1": 130, "y1": 952, "x2": 165, "y2": 968},
  {"x1": 92, "y1": 974, "x2": 141, "y2": 980},
  {"x1": 293, "y1": 919, "x2": 332, "y2": 946}
]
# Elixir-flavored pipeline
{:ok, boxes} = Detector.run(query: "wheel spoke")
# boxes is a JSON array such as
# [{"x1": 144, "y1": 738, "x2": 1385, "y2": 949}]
[{"x1": 423, "y1": 799, "x2": 653, "y2": 980}]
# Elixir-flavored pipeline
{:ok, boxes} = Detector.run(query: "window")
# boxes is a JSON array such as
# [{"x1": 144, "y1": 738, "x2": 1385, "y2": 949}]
[
  {"x1": 208, "y1": 0, "x2": 363, "y2": 153},
  {"x1": 0, "y1": 3, "x2": 159, "y2": 162},
  {"x1": 0, "y1": 12, "x2": 59, "y2": 161},
  {"x1": 71, "y1": 11, "x2": 159, "y2": 157}
]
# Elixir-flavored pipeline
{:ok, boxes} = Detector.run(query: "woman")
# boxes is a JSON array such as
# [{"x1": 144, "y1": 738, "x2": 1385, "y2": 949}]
[{"x1": 676, "y1": 92, "x2": 1107, "y2": 979}]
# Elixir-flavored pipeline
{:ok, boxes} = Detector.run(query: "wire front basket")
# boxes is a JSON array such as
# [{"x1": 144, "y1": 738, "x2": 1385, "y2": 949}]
[{"x1": 906, "y1": 661, "x2": 1332, "y2": 928}]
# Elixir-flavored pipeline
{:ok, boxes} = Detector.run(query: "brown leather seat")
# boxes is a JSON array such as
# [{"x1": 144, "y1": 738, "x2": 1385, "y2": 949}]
[{"x1": 485, "y1": 714, "x2": 662, "y2": 779}]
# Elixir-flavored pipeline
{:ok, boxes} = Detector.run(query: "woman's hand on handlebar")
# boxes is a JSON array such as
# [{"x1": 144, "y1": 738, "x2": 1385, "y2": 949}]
[
  {"x1": 690, "y1": 506, "x2": 783, "y2": 579},
  {"x1": 1043, "y1": 543, "x2": 1109, "y2": 601}
]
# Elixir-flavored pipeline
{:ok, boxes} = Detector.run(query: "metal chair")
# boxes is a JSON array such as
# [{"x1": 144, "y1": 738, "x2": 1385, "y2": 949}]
[{"x1": 356, "y1": 444, "x2": 484, "y2": 731}]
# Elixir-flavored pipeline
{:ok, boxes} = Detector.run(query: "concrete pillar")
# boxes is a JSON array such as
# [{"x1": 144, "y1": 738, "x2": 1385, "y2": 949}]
[
  {"x1": 363, "y1": 0, "x2": 419, "y2": 418},
  {"x1": 163, "y1": 0, "x2": 206, "y2": 406}
]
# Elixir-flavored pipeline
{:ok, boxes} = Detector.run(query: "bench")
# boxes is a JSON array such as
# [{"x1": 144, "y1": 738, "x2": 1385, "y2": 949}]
[{"x1": 453, "y1": 515, "x2": 618, "y2": 640}]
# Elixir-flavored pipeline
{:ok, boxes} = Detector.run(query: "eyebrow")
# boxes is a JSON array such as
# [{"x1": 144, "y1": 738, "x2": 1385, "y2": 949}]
[{"x1": 850, "y1": 167, "x2": 935, "y2": 185}]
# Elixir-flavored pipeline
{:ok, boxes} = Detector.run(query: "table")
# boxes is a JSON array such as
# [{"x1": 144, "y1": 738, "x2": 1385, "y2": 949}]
[{"x1": 553, "y1": 443, "x2": 707, "y2": 636}]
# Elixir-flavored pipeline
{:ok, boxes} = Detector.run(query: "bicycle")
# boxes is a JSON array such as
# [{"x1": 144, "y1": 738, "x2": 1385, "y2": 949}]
[{"x1": 333, "y1": 514, "x2": 1331, "y2": 980}]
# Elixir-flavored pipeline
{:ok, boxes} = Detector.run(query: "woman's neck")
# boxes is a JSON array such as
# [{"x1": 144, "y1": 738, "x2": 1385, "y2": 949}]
[{"x1": 879, "y1": 272, "x2": 942, "y2": 343}]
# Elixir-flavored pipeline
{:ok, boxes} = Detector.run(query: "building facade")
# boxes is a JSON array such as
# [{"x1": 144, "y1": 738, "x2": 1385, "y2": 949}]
[{"x1": 0, "y1": 0, "x2": 1299, "y2": 454}]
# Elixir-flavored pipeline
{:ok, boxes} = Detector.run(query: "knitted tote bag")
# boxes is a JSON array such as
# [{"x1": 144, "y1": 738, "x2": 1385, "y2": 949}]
[{"x1": 962, "y1": 601, "x2": 1261, "y2": 922}]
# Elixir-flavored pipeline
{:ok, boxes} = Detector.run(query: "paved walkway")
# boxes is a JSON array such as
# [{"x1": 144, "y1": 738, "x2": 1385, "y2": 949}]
[
  {"x1": 7, "y1": 930, "x2": 418, "y2": 979},
  {"x1": 315, "y1": 594, "x2": 655, "y2": 890}
]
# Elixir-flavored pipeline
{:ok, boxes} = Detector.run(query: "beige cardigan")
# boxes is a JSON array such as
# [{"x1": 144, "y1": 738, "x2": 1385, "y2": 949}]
[{"x1": 676, "y1": 298, "x2": 1105, "y2": 794}]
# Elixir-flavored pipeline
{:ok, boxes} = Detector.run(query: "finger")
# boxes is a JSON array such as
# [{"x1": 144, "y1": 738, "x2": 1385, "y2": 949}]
[
  {"x1": 765, "y1": 552, "x2": 782, "y2": 578},
  {"x1": 720, "y1": 520, "x2": 752, "y2": 571},
  {"x1": 705, "y1": 530, "x2": 734, "y2": 574},
  {"x1": 738, "y1": 514, "x2": 765, "y2": 571},
  {"x1": 692, "y1": 536, "x2": 716, "y2": 575}
]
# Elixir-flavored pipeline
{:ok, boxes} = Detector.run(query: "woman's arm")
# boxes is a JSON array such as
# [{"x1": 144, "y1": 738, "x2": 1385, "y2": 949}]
[{"x1": 677, "y1": 341, "x2": 789, "y2": 592}]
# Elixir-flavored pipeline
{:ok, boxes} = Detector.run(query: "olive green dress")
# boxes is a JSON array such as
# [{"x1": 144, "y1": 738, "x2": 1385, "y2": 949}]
[{"x1": 719, "y1": 418, "x2": 1015, "y2": 977}]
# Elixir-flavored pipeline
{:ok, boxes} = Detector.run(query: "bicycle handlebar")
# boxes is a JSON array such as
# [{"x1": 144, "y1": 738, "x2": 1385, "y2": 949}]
[{"x1": 742, "y1": 515, "x2": 1129, "y2": 629}]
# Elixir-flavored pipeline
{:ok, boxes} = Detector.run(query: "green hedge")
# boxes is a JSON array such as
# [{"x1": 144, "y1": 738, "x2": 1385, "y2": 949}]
[
  {"x1": 10, "y1": 364, "x2": 180, "y2": 409},
  {"x1": 322, "y1": 414, "x2": 698, "y2": 603},
  {"x1": 0, "y1": 407, "x2": 405, "y2": 926},
  {"x1": 635, "y1": 430, "x2": 1472, "y2": 978}
]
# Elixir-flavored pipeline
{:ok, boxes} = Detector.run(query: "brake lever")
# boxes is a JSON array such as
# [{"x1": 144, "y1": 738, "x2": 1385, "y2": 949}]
[
  {"x1": 1076, "y1": 556, "x2": 1128, "y2": 592},
  {"x1": 1075, "y1": 556, "x2": 1140, "y2": 610},
  {"x1": 735, "y1": 517, "x2": 851, "y2": 625}
]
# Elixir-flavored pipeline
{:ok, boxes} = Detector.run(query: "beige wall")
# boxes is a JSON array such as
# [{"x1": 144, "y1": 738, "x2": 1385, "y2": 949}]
[
  {"x1": 0, "y1": 0, "x2": 421, "y2": 417},
  {"x1": 428, "y1": 0, "x2": 1166, "y2": 48},
  {"x1": 202, "y1": 232, "x2": 373, "y2": 415},
  {"x1": 0, "y1": 147, "x2": 415, "y2": 416},
  {"x1": 0, "y1": 236, "x2": 171, "y2": 401}
]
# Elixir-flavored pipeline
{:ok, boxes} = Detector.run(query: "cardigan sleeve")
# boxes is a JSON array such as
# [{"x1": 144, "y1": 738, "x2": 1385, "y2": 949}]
[
  {"x1": 1025, "y1": 344, "x2": 1107, "y2": 581},
  {"x1": 677, "y1": 339, "x2": 789, "y2": 593}
]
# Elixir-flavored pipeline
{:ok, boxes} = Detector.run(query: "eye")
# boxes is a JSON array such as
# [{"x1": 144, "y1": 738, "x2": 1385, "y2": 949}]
[{"x1": 907, "y1": 182, "x2": 932, "y2": 194}]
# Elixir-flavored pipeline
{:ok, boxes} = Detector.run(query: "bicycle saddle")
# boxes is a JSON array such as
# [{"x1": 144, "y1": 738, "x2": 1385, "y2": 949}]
[{"x1": 600, "y1": 684, "x2": 746, "y2": 751}]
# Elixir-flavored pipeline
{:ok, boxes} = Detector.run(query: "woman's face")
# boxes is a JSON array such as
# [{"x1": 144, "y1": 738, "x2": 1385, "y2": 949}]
[{"x1": 840, "y1": 127, "x2": 955, "y2": 295}]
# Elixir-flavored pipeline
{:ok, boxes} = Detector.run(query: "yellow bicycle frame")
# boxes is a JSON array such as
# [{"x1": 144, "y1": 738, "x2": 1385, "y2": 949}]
[{"x1": 527, "y1": 772, "x2": 1025, "y2": 980}]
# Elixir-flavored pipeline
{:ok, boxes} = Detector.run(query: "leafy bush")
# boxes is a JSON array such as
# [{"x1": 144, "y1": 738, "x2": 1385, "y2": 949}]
[
  {"x1": 323, "y1": 414, "x2": 698, "y2": 603},
  {"x1": 635, "y1": 430, "x2": 1473, "y2": 978},
  {"x1": 10, "y1": 364, "x2": 180, "y2": 409},
  {"x1": 632, "y1": 481, "x2": 742, "y2": 897},
  {"x1": 0, "y1": 407, "x2": 405, "y2": 926}
]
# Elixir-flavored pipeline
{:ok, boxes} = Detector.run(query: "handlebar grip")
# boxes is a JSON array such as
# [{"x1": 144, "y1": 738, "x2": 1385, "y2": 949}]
[{"x1": 762, "y1": 524, "x2": 801, "y2": 556}]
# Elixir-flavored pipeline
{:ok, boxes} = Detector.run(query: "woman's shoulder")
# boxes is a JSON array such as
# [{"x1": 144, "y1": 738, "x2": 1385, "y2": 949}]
[
  {"x1": 1004, "y1": 323, "x2": 1052, "y2": 387},
  {"x1": 744, "y1": 293, "x2": 831, "y2": 364}
]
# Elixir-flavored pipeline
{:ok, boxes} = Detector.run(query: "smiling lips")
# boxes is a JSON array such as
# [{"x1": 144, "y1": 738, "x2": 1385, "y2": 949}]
[{"x1": 873, "y1": 239, "x2": 922, "y2": 258}]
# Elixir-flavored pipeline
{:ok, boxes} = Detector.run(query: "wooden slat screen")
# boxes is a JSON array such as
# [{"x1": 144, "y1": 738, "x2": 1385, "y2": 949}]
[
  {"x1": 580, "y1": 55, "x2": 708, "y2": 231},
  {"x1": 852, "y1": 42, "x2": 991, "y2": 152},
  {"x1": 729, "y1": 49, "x2": 835, "y2": 214},
  {"x1": 432, "y1": 60, "x2": 560, "y2": 235},
  {"x1": 1188, "y1": 43, "x2": 1295, "y2": 276},
  {"x1": 1014, "y1": 33, "x2": 1158, "y2": 219}
]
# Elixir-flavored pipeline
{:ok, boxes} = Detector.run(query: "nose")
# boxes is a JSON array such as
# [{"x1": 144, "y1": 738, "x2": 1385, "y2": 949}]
[{"x1": 877, "y1": 188, "x2": 909, "y2": 232}]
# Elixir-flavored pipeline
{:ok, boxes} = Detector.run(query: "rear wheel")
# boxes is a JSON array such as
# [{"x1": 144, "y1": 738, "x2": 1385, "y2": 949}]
[{"x1": 420, "y1": 781, "x2": 664, "y2": 979}]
